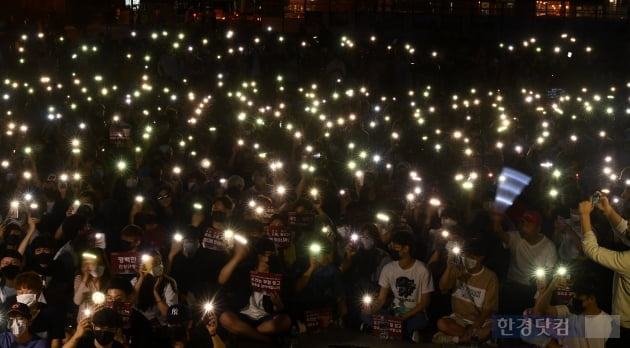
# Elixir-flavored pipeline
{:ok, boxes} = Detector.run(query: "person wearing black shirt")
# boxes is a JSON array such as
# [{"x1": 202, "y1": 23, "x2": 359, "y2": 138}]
[
  {"x1": 63, "y1": 307, "x2": 125, "y2": 348},
  {"x1": 167, "y1": 228, "x2": 226, "y2": 310}
]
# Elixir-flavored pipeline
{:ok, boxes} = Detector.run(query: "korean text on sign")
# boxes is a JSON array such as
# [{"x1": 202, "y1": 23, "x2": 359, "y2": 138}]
[
  {"x1": 249, "y1": 271, "x2": 282, "y2": 294},
  {"x1": 110, "y1": 252, "x2": 140, "y2": 275}
]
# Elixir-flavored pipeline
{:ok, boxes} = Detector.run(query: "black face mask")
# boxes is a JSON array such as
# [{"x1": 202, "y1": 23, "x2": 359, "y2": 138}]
[
  {"x1": 211, "y1": 211, "x2": 226, "y2": 223},
  {"x1": 168, "y1": 325, "x2": 188, "y2": 342},
  {"x1": 34, "y1": 252, "x2": 53, "y2": 266},
  {"x1": 94, "y1": 330, "x2": 115, "y2": 346},
  {"x1": 119, "y1": 240, "x2": 134, "y2": 251},
  {"x1": 1, "y1": 265, "x2": 20, "y2": 280},
  {"x1": 568, "y1": 297, "x2": 585, "y2": 314}
]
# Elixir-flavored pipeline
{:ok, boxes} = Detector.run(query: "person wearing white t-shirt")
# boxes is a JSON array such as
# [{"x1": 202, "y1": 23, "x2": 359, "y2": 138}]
[
  {"x1": 527, "y1": 273, "x2": 613, "y2": 348},
  {"x1": 492, "y1": 210, "x2": 558, "y2": 314},
  {"x1": 362, "y1": 232, "x2": 433, "y2": 343}
]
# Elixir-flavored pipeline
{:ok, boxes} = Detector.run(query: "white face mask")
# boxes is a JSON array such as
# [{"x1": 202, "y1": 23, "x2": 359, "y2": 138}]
[
  {"x1": 336, "y1": 226, "x2": 352, "y2": 240},
  {"x1": 9, "y1": 318, "x2": 27, "y2": 337},
  {"x1": 359, "y1": 236, "x2": 375, "y2": 250},
  {"x1": 90, "y1": 265, "x2": 105, "y2": 278},
  {"x1": 463, "y1": 257, "x2": 478, "y2": 270},
  {"x1": 151, "y1": 264, "x2": 164, "y2": 277},
  {"x1": 16, "y1": 294, "x2": 37, "y2": 307}
]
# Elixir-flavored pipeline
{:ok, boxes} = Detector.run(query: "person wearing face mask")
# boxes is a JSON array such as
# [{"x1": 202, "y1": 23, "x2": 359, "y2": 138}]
[
  {"x1": 3, "y1": 223, "x2": 25, "y2": 251},
  {"x1": 118, "y1": 225, "x2": 143, "y2": 253},
  {"x1": 63, "y1": 307, "x2": 124, "y2": 348},
  {"x1": 209, "y1": 197, "x2": 233, "y2": 229},
  {"x1": 527, "y1": 273, "x2": 613, "y2": 348},
  {"x1": 74, "y1": 248, "x2": 111, "y2": 323},
  {"x1": 24, "y1": 235, "x2": 55, "y2": 284},
  {"x1": 0, "y1": 250, "x2": 24, "y2": 305},
  {"x1": 0, "y1": 303, "x2": 47, "y2": 348},
  {"x1": 362, "y1": 231, "x2": 433, "y2": 343},
  {"x1": 166, "y1": 304, "x2": 225, "y2": 348},
  {"x1": 218, "y1": 238, "x2": 291, "y2": 344},
  {"x1": 168, "y1": 228, "x2": 226, "y2": 311},
  {"x1": 243, "y1": 169, "x2": 274, "y2": 205},
  {"x1": 12, "y1": 272, "x2": 64, "y2": 348},
  {"x1": 339, "y1": 223, "x2": 391, "y2": 330},
  {"x1": 131, "y1": 250, "x2": 178, "y2": 330},
  {"x1": 104, "y1": 277, "x2": 153, "y2": 348},
  {"x1": 433, "y1": 239, "x2": 498, "y2": 345}
]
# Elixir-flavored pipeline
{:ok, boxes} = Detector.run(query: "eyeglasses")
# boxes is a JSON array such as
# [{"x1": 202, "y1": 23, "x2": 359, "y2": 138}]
[{"x1": 157, "y1": 194, "x2": 170, "y2": 200}]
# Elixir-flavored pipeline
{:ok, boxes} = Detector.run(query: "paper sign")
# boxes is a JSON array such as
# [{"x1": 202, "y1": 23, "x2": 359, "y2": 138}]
[
  {"x1": 202, "y1": 227, "x2": 225, "y2": 250},
  {"x1": 288, "y1": 212, "x2": 315, "y2": 227},
  {"x1": 264, "y1": 226, "x2": 292, "y2": 248},
  {"x1": 109, "y1": 124, "x2": 131, "y2": 144},
  {"x1": 250, "y1": 271, "x2": 282, "y2": 294},
  {"x1": 105, "y1": 301, "x2": 132, "y2": 329},
  {"x1": 304, "y1": 308, "x2": 333, "y2": 333},
  {"x1": 372, "y1": 315, "x2": 403, "y2": 340},
  {"x1": 110, "y1": 252, "x2": 140, "y2": 275},
  {"x1": 262, "y1": 206, "x2": 276, "y2": 223}
]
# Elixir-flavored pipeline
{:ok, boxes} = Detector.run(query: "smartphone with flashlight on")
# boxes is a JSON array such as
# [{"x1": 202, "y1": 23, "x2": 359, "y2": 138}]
[
  {"x1": 592, "y1": 193, "x2": 600, "y2": 207},
  {"x1": 201, "y1": 302, "x2": 215, "y2": 324}
]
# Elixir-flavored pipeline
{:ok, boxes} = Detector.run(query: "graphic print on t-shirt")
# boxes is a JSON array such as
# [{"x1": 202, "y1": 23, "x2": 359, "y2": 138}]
[
  {"x1": 396, "y1": 276, "x2": 416, "y2": 298},
  {"x1": 452, "y1": 280, "x2": 486, "y2": 309}
]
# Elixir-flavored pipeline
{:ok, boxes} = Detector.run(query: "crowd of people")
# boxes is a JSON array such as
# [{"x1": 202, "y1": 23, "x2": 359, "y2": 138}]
[{"x1": 0, "y1": 15, "x2": 630, "y2": 348}]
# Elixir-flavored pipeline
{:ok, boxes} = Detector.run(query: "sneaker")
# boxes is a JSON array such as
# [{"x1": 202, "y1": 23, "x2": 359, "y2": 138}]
[
  {"x1": 432, "y1": 331, "x2": 456, "y2": 344},
  {"x1": 412, "y1": 330, "x2": 422, "y2": 343}
]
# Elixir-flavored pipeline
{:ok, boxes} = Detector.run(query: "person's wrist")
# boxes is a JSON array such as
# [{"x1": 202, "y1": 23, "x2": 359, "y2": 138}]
[{"x1": 604, "y1": 206, "x2": 614, "y2": 216}]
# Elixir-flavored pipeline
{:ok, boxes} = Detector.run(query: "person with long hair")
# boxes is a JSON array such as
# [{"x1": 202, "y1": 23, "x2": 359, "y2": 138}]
[
  {"x1": 74, "y1": 247, "x2": 111, "y2": 323},
  {"x1": 131, "y1": 249, "x2": 178, "y2": 324}
]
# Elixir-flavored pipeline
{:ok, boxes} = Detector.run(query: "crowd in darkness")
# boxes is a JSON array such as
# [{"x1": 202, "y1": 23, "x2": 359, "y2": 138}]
[{"x1": 0, "y1": 15, "x2": 630, "y2": 348}]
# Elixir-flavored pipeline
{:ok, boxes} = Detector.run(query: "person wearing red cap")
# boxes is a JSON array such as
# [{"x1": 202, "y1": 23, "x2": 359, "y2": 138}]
[{"x1": 491, "y1": 209, "x2": 557, "y2": 314}]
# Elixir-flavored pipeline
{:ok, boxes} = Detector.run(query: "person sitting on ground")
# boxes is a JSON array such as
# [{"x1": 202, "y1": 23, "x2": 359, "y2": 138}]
[
  {"x1": 166, "y1": 303, "x2": 225, "y2": 348},
  {"x1": 362, "y1": 231, "x2": 434, "y2": 343},
  {"x1": 218, "y1": 238, "x2": 291, "y2": 343},
  {"x1": 433, "y1": 238, "x2": 499, "y2": 345},
  {"x1": 293, "y1": 236, "x2": 347, "y2": 329}
]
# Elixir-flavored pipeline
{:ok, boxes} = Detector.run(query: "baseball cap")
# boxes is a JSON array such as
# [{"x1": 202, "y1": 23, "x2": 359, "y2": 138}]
[
  {"x1": 167, "y1": 304, "x2": 191, "y2": 324},
  {"x1": 521, "y1": 210, "x2": 542, "y2": 225},
  {"x1": 8, "y1": 303, "x2": 31, "y2": 319}
]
